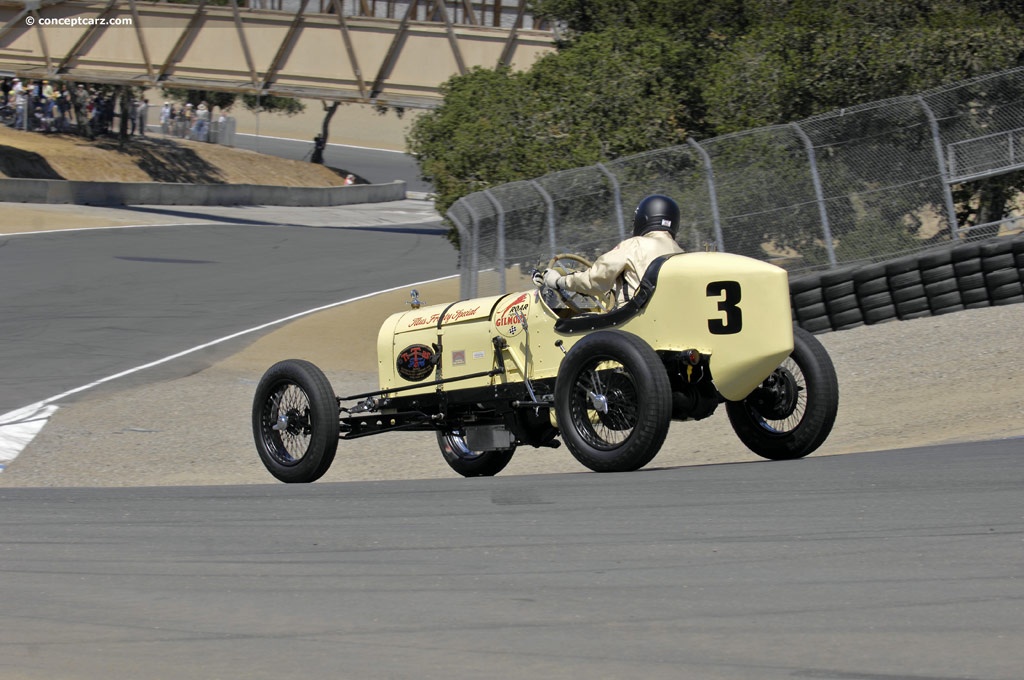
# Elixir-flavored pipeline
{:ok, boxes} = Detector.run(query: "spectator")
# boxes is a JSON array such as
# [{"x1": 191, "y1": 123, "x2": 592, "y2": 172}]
[
  {"x1": 56, "y1": 84, "x2": 71, "y2": 131},
  {"x1": 181, "y1": 102, "x2": 194, "y2": 138},
  {"x1": 193, "y1": 101, "x2": 209, "y2": 141},
  {"x1": 160, "y1": 101, "x2": 171, "y2": 135},
  {"x1": 138, "y1": 98, "x2": 148, "y2": 135},
  {"x1": 13, "y1": 86, "x2": 25, "y2": 129},
  {"x1": 73, "y1": 84, "x2": 90, "y2": 137},
  {"x1": 129, "y1": 98, "x2": 138, "y2": 134}
]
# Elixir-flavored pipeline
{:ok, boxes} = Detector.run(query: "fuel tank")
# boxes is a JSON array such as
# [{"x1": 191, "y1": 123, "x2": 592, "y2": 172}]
[{"x1": 376, "y1": 291, "x2": 562, "y2": 396}]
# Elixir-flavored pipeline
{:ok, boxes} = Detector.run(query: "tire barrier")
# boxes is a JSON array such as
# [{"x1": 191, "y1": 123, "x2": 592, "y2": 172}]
[{"x1": 790, "y1": 233, "x2": 1024, "y2": 333}]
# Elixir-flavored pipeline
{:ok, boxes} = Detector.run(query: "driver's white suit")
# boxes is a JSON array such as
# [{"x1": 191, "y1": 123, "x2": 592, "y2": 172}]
[{"x1": 551, "y1": 230, "x2": 683, "y2": 305}]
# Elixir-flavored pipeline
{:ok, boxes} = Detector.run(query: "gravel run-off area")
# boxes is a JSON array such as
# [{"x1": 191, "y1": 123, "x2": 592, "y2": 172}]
[{"x1": 3, "y1": 272, "x2": 1022, "y2": 488}]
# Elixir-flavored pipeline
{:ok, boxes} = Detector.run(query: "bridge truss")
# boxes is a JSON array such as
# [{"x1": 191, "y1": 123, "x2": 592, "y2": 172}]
[{"x1": 0, "y1": 0, "x2": 557, "y2": 107}]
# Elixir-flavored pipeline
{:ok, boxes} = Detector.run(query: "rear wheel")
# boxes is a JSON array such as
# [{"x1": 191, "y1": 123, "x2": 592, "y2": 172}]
[
  {"x1": 252, "y1": 359, "x2": 339, "y2": 483},
  {"x1": 555, "y1": 331, "x2": 672, "y2": 472},
  {"x1": 436, "y1": 430, "x2": 516, "y2": 477},
  {"x1": 726, "y1": 326, "x2": 838, "y2": 461}
]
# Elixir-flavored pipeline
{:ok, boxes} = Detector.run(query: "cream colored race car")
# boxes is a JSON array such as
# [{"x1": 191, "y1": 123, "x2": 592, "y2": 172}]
[{"x1": 252, "y1": 252, "x2": 839, "y2": 482}]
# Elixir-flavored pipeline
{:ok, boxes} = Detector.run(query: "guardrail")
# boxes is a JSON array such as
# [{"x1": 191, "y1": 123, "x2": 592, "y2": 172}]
[
  {"x1": 790, "y1": 233, "x2": 1024, "y2": 333},
  {"x1": 0, "y1": 178, "x2": 406, "y2": 207}
]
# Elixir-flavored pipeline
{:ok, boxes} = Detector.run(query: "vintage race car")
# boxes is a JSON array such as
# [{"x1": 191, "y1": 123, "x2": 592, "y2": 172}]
[{"x1": 251, "y1": 251, "x2": 839, "y2": 482}]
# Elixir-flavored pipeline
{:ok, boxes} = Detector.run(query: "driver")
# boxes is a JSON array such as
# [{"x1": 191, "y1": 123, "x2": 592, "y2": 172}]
[{"x1": 533, "y1": 194, "x2": 684, "y2": 307}]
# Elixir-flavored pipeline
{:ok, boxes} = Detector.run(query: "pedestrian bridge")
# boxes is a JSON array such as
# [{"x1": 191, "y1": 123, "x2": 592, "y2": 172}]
[{"x1": 0, "y1": 0, "x2": 557, "y2": 108}]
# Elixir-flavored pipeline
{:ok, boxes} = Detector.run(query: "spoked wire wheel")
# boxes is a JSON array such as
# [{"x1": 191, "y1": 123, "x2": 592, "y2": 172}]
[
  {"x1": 726, "y1": 326, "x2": 838, "y2": 461},
  {"x1": 252, "y1": 359, "x2": 339, "y2": 483},
  {"x1": 566, "y1": 360, "x2": 640, "y2": 449},
  {"x1": 555, "y1": 331, "x2": 672, "y2": 472},
  {"x1": 263, "y1": 384, "x2": 316, "y2": 464},
  {"x1": 743, "y1": 358, "x2": 806, "y2": 435},
  {"x1": 436, "y1": 430, "x2": 516, "y2": 477}
]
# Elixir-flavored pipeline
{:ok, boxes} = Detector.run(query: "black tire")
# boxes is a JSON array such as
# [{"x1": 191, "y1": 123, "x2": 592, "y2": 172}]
[
  {"x1": 952, "y1": 244, "x2": 982, "y2": 276},
  {"x1": 957, "y1": 270, "x2": 990, "y2": 308},
  {"x1": 436, "y1": 430, "x2": 516, "y2": 477},
  {"x1": 793, "y1": 287, "x2": 825, "y2": 309},
  {"x1": 822, "y1": 270, "x2": 860, "y2": 328},
  {"x1": 928, "y1": 290, "x2": 964, "y2": 315},
  {"x1": 864, "y1": 304, "x2": 897, "y2": 325},
  {"x1": 798, "y1": 316, "x2": 833, "y2": 334},
  {"x1": 921, "y1": 263, "x2": 954, "y2": 286},
  {"x1": 554, "y1": 331, "x2": 672, "y2": 472},
  {"x1": 853, "y1": 263, "x2": 889, "y2": 297},
  {"x1": 984, "y1": 264, "x2": 1023, "y2": 304},
  {"x1": 829, "y1": 307, "x2": 864, "y2": 330},
  {"x1": 252, "y1": 359, "x2": 339, "y2": 483},
  {"x1": 726, "y1": 326, "x2": 838, "y2": 461},
  {"x1": 917, "y1": 249, "x2": 953, "y2": 272},
  {"x1": 859, "y1": 290, "x2": 894, "y2": 310}
]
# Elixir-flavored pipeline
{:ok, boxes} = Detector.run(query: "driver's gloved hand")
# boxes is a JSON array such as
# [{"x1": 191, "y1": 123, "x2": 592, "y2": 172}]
[
  {"x1": 537, "y1": 269, "x2": 564, "y2": 290},
  {"x1": 533, "y1": 269, "x2": 564, "y2": 290}
]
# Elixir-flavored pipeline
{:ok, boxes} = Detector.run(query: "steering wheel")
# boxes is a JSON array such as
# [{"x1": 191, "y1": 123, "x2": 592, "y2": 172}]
[{"x1": 545, "y1": 253, "x2": 615, "y2": 314}]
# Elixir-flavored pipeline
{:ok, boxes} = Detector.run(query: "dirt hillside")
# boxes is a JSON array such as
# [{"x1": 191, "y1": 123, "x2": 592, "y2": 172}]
[{"x1": 0, "y1": 125, "x2": 351, "y2": 186}]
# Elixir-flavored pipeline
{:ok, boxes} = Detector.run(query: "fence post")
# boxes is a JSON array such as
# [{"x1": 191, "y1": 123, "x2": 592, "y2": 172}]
[
  {"x1": 917, "y1": 95, "x2": 961, "y2": 240},
  {"x1": 530, "y1": 180, "x2": 558, "y2": 259},
  {"x1": 686, "y1": 137, "x2": 725, "y2": 252},
  {"x1": 790, "y1": 123, "x2": 837, "y2": 267},
  {"x1": 595, "y1": 163, "x2": 625, "y2": 241},
  {"x1": 483, "y1": 189, "x2": 506, "y2": 294},
  {"x1": 447, "y1": 203, "x2": 475, "y2": 299},
  {"x1": 460, "y1": 199, "x2": 483, "y2": 299}
]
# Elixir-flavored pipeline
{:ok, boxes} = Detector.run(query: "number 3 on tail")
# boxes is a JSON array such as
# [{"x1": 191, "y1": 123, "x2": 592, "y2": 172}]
[{"x1": 706, "y1": 281, "x2": 742, "y2": 334}]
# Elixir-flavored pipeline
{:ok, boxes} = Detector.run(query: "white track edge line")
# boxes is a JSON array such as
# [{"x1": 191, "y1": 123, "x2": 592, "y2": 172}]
[{"x1": 0, "y1": 274, "x2": 458, "y2": 471}]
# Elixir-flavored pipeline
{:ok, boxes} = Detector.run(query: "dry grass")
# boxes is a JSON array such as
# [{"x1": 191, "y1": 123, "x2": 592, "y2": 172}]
[{"x1": 0, "y1": 125, "x2": 350, "y2": 186}]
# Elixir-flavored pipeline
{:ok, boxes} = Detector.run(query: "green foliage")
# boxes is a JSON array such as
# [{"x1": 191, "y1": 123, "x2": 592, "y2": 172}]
[
  {"x1": 703, "y1": 0, "x2": 1024, "y2": 133},
  {"x1": 161, "y1": 88, "x2": 237, "y2": 111},
  {"x1": 409, "y1": 28, "x2": 698, "y2": 216},
  {"x1": 241, "y1": 93, "x2": 306, "y2": 116},
  {"x1": 418, "y1": 0, "x2": 1024, "y2": 240},
  {"x1": 161, "y1": 89, "x2": 306, "y2": 118}
]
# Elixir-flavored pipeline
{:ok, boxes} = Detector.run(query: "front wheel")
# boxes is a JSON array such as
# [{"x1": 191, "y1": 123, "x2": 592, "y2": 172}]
[
  {"x1": 436, "y1": 430, "x2": 516, "y2": 477},
  {"x1": 554, "y1": 331, "x2": 672, "y2": 472},
  {"x1": 252, "y1": 359, "x2": 339, "y2": 483},
  {"x1": 726, "y1": 326, "x2": 838, "y2": 460}
]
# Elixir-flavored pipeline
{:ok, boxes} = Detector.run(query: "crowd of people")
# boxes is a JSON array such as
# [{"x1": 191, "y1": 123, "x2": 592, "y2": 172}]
[
  {"x1": 158, "y1": 101, "x2": 215, "y2": 141},
  {"x1": 2, "y1": 77, "x2": 220, "y2": 142}
]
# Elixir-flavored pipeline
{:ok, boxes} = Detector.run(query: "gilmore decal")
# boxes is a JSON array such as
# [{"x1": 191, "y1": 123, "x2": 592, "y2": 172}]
[{"x1": 495, "y1": 293, "x2": 530, "y2": 337}]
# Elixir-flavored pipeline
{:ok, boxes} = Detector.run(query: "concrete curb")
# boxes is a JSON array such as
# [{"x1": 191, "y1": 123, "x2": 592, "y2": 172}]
[{"x1": 0, "y1": 178, "x2": 406, "y2": 206}]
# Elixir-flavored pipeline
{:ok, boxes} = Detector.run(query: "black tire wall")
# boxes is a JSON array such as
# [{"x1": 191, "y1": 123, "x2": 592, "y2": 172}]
[{"x1": 789, "y1": 234, "x2": 1024, "y2": 333}]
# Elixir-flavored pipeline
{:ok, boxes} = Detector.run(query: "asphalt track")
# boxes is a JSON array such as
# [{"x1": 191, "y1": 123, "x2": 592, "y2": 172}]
[
  {"x1": 231, "y1": 132, "x2": 432, "y2": 194},
  {"x1": 2, "y1": 152, "x2": 1022, "y2": 678},
  {"x1": 2, "y1": 441, "x2": 1022, "y2": 679},
  {"x1": 0, "y1": 204, "x2": 454, "y2": 416}
]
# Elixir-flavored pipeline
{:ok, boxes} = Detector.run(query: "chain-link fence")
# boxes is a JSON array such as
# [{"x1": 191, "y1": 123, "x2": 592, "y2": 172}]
[{"x1": 449, "y1": 66, "x2": 1024, "y2": 298}]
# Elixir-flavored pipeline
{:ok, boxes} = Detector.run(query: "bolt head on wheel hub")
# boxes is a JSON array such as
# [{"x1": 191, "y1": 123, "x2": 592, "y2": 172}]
[{"x1": 753, "y1": 367, "x2": 799, "y2": 420}]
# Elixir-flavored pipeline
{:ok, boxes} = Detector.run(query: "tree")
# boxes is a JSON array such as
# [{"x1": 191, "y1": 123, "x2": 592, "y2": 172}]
[
  {"x1": 408, "y1": 27, "x2": 700, "y2": 217},
  {"x1": 240, "y1": 93, "x2": 306, "y2": 116},
  {"x1": 161, "y1": 88, "x2": 237, "y2": 112},
  {"x1": 415, "y1": 0, "x2": 1024, "y2": 243},
  {"x1": 702, "y1": 0, "x2": 1024, "y2": 133}
]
